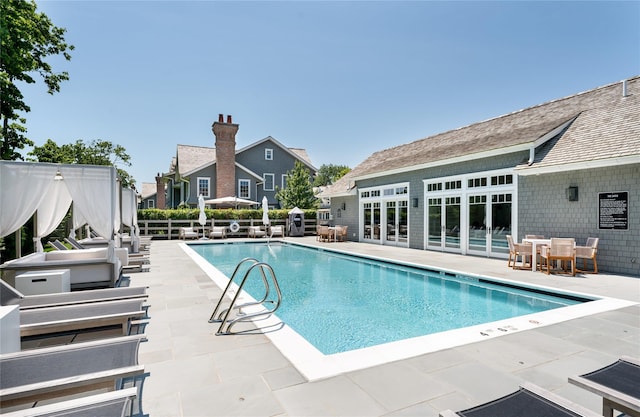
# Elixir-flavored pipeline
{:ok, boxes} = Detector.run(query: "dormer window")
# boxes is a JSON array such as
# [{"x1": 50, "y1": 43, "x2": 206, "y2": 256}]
[{"x1": 265, "y1": 148, "x2": 273, "y2": 160}]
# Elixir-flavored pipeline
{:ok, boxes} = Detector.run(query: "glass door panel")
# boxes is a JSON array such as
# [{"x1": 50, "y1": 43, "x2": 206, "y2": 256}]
[
  {"x1": 373, "y1": 202, "x2": 381, "y2": 241},
  {"x1": 385, "y1": 201, "x2": 397, "y2": 243},
  {"x1": 363, "y1": 203, "x2": 373, "y2": 239},
  {"x1": 427, "y1": 198, "x2": 442, "y2": 248},
  {"x1": 445, "y1": 197, "x2": 461, "y2": 249},
  {"x1": 398, "y1": 200, "x2": 408, "y2": 243},
  {"x1": 490, "y1": 193, "x2": 512, "y2": 255},
  {"x1": 468, "y1": 195, "x2": 487, "y2": 253}
]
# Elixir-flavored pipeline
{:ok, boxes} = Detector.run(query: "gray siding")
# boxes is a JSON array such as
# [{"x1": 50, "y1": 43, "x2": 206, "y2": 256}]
[{"x1": 518, "y1": 164, "x2": 639, "y2": 276}]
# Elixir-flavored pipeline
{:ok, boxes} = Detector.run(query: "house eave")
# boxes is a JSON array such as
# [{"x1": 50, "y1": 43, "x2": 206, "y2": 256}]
[
  {"x1": 516, "y1": 155, "x2": 640, "y2": 176},
  {"x1": 353, "y1": 143, "x2": 532, "y2": 181}
]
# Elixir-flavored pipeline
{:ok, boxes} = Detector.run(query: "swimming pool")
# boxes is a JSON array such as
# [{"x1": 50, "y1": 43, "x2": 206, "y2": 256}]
[
  {"x1": 183, "y1": 240, "x2": 631, "y2": 380},
  {"x1": 189, "y1": 242, "x2": 588, "y2": 354}
]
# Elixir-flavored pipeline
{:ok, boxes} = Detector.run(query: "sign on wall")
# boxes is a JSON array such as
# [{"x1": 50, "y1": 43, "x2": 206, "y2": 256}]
[{"x1": 598, "y1": 191, "x2": 629, "y2": 230}]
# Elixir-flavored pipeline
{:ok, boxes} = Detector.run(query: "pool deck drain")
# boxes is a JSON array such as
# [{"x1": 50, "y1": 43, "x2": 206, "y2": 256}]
[{"x1": 135, "y1": 237, "x2": 638, "y2": 417}]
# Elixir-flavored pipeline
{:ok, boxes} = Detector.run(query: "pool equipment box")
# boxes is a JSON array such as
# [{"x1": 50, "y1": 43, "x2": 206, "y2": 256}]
[{"x1": 15, "y1": 269, "x2": 71, "y2": 295}]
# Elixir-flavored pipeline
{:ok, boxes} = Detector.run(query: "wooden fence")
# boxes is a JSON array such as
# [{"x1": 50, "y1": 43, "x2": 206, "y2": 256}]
[{"x1": 137, "y1": 218, "x2": 317, "y2": 240}]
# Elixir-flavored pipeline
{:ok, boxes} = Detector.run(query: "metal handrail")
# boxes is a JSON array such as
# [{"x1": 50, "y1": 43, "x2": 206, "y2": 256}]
[{"x1": 209, "y1": 258, "x2": 282, "y2": 335}]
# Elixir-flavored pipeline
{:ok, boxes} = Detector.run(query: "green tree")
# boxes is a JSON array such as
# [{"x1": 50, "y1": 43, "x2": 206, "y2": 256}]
[
  {"x1": 29, "y1": 139, "x2": 136, "y2": 187},
  {"x1": 275, "y1": 161, "x2": 318, "y2": 209},
  {"x1": 0, "y1": 0, "x2": 74, "y2": 160},
  {"x1": 313, "y1": 163, "x2": 351, "y2": 187}
]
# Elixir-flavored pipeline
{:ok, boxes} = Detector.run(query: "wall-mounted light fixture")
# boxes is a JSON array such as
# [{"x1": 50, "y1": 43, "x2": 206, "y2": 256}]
[
  {"x1": 412, "y1": 197, "x2": 419, "y2": 208},
  {"x1": 54, "y1": 170, "x2": 64, "y2": 181},
  {"x1": 566, "y1": 186, "x2": 579, "y2": 201},
  {"x1": 341, "y1": 202, "x2": 346, "y2": 210}
]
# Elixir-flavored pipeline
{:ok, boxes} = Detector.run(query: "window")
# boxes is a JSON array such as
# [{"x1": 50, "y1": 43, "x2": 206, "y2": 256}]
[
  {"x1": 263, "y1": 173, "x2": 275, "y2": 191},
  {"x1": 147, "y1": 200, "x2": 155, "y2": 208},
  {"x1": 197, "y1": 177, "x2": 210, "y2": 197},
  {"x1": 281, "y1": 174, "x2": 288, "y2": 190},
  {"x1": 238, "y1": 179, "x2": 250, "y2": 198},
  {"x1": 265, "y1": 148, "x2": 273, "y2": 160}
]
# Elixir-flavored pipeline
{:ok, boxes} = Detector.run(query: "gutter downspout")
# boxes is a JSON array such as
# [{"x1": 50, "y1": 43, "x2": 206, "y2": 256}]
[{"x1": 528, "y1": 146, "x2": 535, "y2": 165}]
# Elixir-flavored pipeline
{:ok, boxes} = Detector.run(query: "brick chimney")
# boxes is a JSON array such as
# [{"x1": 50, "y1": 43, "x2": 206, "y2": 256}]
[
  {"x1": 155, "y1": 172, "x2": 166, "y2": 209},
  {"x1": 212, "y1": 114, "x2": 239, "y2": 198}
]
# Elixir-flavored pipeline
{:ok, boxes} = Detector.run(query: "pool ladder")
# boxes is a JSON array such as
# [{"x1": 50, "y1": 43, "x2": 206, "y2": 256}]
[{"x1": 209, "y1": 258, "x2": 282, "y2": 335}]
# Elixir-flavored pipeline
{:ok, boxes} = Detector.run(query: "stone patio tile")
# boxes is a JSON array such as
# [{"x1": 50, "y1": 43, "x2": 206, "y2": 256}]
[
  {"x1": 275, "y1": 375, "x2": 387, "y2": 416},
  {"x1": 348, "y1": 361, "x2": 455, "y2": 412}
]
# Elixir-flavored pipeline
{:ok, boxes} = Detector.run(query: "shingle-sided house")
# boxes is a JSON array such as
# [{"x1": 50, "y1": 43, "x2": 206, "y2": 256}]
[
  {"x1": 159, "y1": 114, "x2": 316, "y2": 209},
  {"x1": 321, "y1": 77, "x2": 639, "y2": 276},
  {"x1": 139, "y1": 182, "x2": 157, "y2": 209}
]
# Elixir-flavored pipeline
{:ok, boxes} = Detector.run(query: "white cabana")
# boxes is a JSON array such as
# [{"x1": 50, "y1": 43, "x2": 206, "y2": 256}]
[{"x1": 0, "y1": 161, "x2": 117, "y2": 252}]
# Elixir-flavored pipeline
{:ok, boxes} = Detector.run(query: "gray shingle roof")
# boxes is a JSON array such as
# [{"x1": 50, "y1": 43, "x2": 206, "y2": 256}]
[{"x1": 324, "y1": 76, "x2": 639, "y2": 196}]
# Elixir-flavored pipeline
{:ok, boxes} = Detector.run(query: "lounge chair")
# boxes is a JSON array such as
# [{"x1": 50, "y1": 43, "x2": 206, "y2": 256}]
[
  {"x1": 506, "y1": 235, "x2": 533, "y2": 270},
  {"x1": 178, "y1": 227, "x2": 198, "y2": 240},
  {"x1": 0, "y1": 334, "x2": 146, "y2": 409},
  {"x1": 1, "y1": 387, "x2": 137, "y2": 417},
  {"x1": 270, "y1": 225, "x2": 284, "y2": 238},
  {"x1": 439, "y1": 382, "x2": 600, "y2": 417},
  {"x1": 1, "y1": 279, "x2": 148, "y2": 310},
  {"x1": 19, "y1": 298, "x2": 149, "y2": 338},
  {"x1": 47, "y1": 240, "x2": 68, "y2": 251},
  {"x1": 568, "y1": 356, "x2": 640, "y2": 417},
  {"x1": 540, "y1": 238, "x2": 576, "y2": 276},
  {"x1": 248, "y1": 226, "x2": 266, "y2": 238},
  {"x1": 575, "y1": 237, "x2": 599, "y2": 274},
  {"x1": 209, "y1": 226, "x2": 227, "y2": 239},
  {"x1": 64, "y1": 237, "x2": 85, "y2": 250}
]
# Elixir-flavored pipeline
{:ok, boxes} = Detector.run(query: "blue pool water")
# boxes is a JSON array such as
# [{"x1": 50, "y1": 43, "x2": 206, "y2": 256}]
[{"x1": 190, "y1": 242, "x2": 590, "y2": 355}]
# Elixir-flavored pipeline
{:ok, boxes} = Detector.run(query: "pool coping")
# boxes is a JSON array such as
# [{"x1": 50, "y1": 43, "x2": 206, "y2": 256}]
[{"x1": 181, "y1": 240, "x2": 637, "y2": 381}]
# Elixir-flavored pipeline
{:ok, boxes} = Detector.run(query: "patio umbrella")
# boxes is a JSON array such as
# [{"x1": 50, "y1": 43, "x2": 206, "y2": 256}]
[
  {"x1": 198, "y1": 195, "x2": 207, "y2": 239},
  {"x1": 204, "y1": 196, "x2": 259, "y2": 208},
  {"x1": 262, "y1": 196, "x2": 270, "y2": 227}
]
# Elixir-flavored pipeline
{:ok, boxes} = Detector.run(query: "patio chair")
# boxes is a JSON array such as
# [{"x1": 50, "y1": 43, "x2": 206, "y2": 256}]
[
  {"x1": 248, "y1": 226, "x2": 266, "y2": 238},
  {"x1": 316, "y1": 225, "x2": 330, "y2": 242},
  {"x1": 506, "y1": 235, "x2": 533, "y2": 270},
  {"x1": 209, "y1": 226, "x2": 227, "y2": 239},
  {"x1": 0, "y1": 334, "x2": 147, "y2": 410},
  {"x1": 540, "y1": 238, "x2": 576, "y2": 276},
  {"x1": 335, "y1": 225, "x2": 348, "y2": 242},
  {"x1": 270, "y1": 225, "x2": 284, "y2": 238},
  {"x1": 1, "y1": 279, "x2": 148, "y2": 310},
  {"x1": 575, "y1": 237, "x2": 599, "y2": 274},
  {"x1": 568, "y1": 356, "x2": 640, "y2": 417},
  {"x1": 47, "y1": 240, "x2": 68, "y2": 251},
  {"x1": 439, "y1": 382, "x2": 600, "y2": 417},
  {"x1": 0, "y1": 387, "x2": 138, "y2": 417}
]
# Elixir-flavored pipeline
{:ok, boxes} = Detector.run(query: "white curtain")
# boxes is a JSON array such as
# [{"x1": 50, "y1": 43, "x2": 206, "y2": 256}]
[
  {"x1": 34, "y1": 180, "x2": 73, "y2": 251},
  {"x1": 71, "y1": 205, "x2": 89, "y2": 239},
  {"x1": 0, "y1": 161, "x2": 57, "y2": 238},
  {"x1": 59, "y1": 165, "x2": 116, "y2": 240},
  {"x1": 121, "y1": 188, "x2": 139, "y2": 251}
]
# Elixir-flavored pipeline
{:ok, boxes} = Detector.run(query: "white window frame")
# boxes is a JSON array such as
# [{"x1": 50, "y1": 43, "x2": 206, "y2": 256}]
[
  {"x1": 281, "y1": 174, "x2": 288, "y2": 189},
  {"x1": 147, "y1": 200, "x2": 155, "y2": 208},
  {"x1": 263, "y1": 173, "x2": 275, "y2": 191},
  {"x1": 238, "y1": 179, "x2": 250, "y2": 199},
  {"x1": 265, "y1": 148, "x2": 273, "y2": 160},
  {"x1": 197, "y1": 177, "x2": 210, "y2": 198}
]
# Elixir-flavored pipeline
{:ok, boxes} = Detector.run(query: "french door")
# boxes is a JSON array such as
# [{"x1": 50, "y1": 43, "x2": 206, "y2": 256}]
[
  {"x1": 426, "y1": 196, "x2": 461, "y2": 252},
  {"x1": 467, "y1": 193, "x2": 512, "y2": 257},
  {"x1": 383, "y1": 200, "x2": 408, "y2": 245}
]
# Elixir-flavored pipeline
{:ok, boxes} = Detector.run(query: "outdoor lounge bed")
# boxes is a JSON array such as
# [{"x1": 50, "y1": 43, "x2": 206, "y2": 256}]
[
  {"x1": 1, "y1": 279, "x2": 148, "y2": 310},
  {"x1": 1, "y1": 387, "x2": 137, "y2": 417},
  {"x1": 19, "y1": 298, "x2": 149, "y2": 338},
  {"x1": 439, "y1": 382, "x2": 600, "y2": 417},
  {"x1": 569, "y1": 356, "x2": 640, "y2": 417},
  {"x1": 0, "y1": 334, "x2": 146, "y2": 410},
  {"x1": 0, "y1": 247, "x2": 122, "y2": 290}
]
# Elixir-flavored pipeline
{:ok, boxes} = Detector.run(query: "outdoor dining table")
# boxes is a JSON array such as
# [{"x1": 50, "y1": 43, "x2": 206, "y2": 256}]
[
  {"x1": 568, "y1": 356, "x2": 640, "y2": 417},
  {"x1": 522, "y1": 238, "x2": 551, "y2": 271}
]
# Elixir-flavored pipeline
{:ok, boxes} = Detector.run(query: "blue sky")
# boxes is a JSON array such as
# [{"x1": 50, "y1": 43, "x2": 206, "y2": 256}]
[{"x1": 21, "y1": 1, "x2": 640, "y2": 187}]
